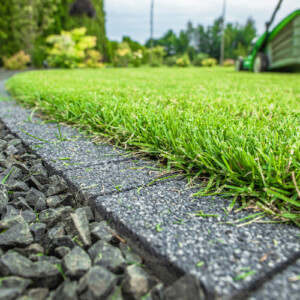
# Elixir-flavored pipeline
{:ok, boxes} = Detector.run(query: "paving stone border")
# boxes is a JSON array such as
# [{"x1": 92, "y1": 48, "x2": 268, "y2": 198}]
[{"x1": 0, "y1": 76, "x2": 299, "y2": 300}]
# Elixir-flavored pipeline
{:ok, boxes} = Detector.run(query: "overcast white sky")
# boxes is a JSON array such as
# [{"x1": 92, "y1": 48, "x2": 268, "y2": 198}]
[{"x1": 104, "y1": 0, "x2": 299, "y2": 43}]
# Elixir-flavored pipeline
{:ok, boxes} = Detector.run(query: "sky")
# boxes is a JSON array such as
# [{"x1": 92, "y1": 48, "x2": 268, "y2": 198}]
[{"x1": 104, "y1": 0, "x2": 300, "y2": 44}]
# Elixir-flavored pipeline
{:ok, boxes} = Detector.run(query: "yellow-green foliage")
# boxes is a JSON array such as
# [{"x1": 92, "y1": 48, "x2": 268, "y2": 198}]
[
  {"x1": 193, "y1": 53, "x2": 209, "y2": 66},
  {"x1": 46, "y1": 27, "x2": 97, "y2": 68},
  {"x1": 59, "y1": 0, "x2": 108, "y2": 63},
  {"x1": 223, "y1": 59, "x2": 235, "y2": 67},
  {"x1": 83, "y1": 50, "x2": 103, "y2": 68},
  {"x1": 114, "y1": 42, "x2": 132, "y2": 67},
  {"x1": 202, "y1": 58, "x2": 217, "y2": 67},
  {"x1": 3, "y1": 51, "x2": 31, "y2": 70},
  {"x1": 164, "y1": 56, "x2": 177, "y2": 67},
  {"x1": 176, "y1": 54, "x2": 190, "y2": 67},
  {"x1": 147, "y1": 46, "x2": 165, "y2": 67},
  {"x1": 131, "y1": 50, "x2": 143, "y2": 67}
]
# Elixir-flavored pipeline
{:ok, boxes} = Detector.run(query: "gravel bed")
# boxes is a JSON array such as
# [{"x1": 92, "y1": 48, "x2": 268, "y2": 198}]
[{"x1": 0, "y1": 122, "x2": 173, "y2": 300}]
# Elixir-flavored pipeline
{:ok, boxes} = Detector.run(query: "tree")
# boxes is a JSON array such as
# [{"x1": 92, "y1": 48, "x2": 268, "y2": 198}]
[
  {"x1": 209, "y1": 17, "x2": 223, "y2": 59},
  {"x1": 177, "y1": 30, "x2": 189, "y2": 54},
  {"x1": 69, "y1": 0, "x2": 95, "y2": 18},
  {"x1": 0, "y1": 0, "x2": 59, "y2": 66},
  {"x1": 146, "y1": 16, "x2": 257, "y2": 62},
  {"x1": 0, "y1": 2, "x2": 15, "y2": 64},
  {"x1": 0, "y1": 0, "x2": 108, "y2": 66},
  {"x1": 145, "y1": 30, "x2": 178, "y2": 56},
  {"x1": 224, "y1": 18, "x2": 256, "y2": 59},
  {"x1": 195, "y1": 24, "x2": 210, "y2": 54},
  {"x1": 122, "y1": 36, "x2": 145, "y2": 53}
]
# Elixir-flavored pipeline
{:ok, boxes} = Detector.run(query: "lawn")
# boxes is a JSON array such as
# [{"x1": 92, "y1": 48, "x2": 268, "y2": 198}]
[{"x1": 6, "y1": 67, "x2": 300, "y2": 224}]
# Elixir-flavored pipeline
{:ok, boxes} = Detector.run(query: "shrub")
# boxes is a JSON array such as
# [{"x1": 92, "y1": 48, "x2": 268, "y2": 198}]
[
  {"x1": 202, "y1": 58, "x2": 217, "y2": 67},
  {"x1": 31, "y1": 42, "x2": 48, "y2": 69},
  {"x1": 54, "y1": 0, "x2": 108, "y2": 63},
  {"x1": 164, "y1": 56, "x2": 177, "y2": 67},
  {"x1": 193, "y1": 53, "x2": 209, "y2": 66},
  {"x1": 141, "y1": 50, "x2": 150, "y2": 65},
  {"x1": 176, "y1": 53, "x2": 190, "y2": 67},
  {"x1": 147, "y1": 46, "x2": 165, "y2": 67},
  {"x1": 131, "y1": 50, "x2": 143, "y2": 67},
  {"x1": 114, "y1": 42, "x2": 132, "y2": 67},
  {"x1": 3, "y1": 51, "x2": 31, "y2": 70},
  {"x1": 223, "y1": 59, "x2": 235, "y2": 67},
  {"x1": 0, "y1": 0, "x2": 59, "y2": 67},
  {"x1": 46, "y1": 27, "x2": 97, "y2": 68},
  {"x1": 83, "y1": 50, "x2": 103, "y2": 68}
]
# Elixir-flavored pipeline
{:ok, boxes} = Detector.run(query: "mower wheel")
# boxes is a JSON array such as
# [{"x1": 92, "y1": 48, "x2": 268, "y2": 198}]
[
  {"x1": 235, "y1": 58, "x2": 243, "y2": 71},
  {"x1": 253, "y1": 52, "x2": 268, "y2": 73}
]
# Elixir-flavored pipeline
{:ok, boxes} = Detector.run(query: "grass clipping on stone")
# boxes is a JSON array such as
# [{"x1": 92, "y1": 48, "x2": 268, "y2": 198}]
[{"x1": 6, "y1": 67, "x2": 300, "y2": 225}]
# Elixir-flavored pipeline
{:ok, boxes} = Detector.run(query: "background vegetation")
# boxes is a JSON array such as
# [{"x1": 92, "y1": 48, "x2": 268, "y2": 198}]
[
  {"x1": 145, "y1": 18, "x2": 256, "y2": 63},
  {"x1": 0, "y1": 0, "x2": 256, "y2": 69},
  {"x1": 0, "y1": 0, "x2": 107, "y2": 67}
]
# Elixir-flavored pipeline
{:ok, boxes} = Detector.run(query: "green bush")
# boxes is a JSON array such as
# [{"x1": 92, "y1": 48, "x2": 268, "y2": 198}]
[
  {"x1": 131, "y1": 50, "x2": 143, "y2": 67},
  {"x1": 176, "y1": 53, "x2": 190, "y2": 67},
  {"x1": 52, "y1": 0, "x2": 108, "y2": 62},
  {"x1": 164, "y1": 56, "x2": 177, "y2": 67},
  {"x1": 202, "y1": 58, "x2": 217, "y2": 67},
  {"x1": 3, "y1": 51, "x2": 31, "y2": 70},
  {"x1": 223, "y1": 59, "x2": 235, "y2": 67},
  {"x1": 114, "y1": 42, "x2": 132, "y2": 67},
  {"x1": 193, "y1": 53, "x2": 209, "y2": 66},
  {"x1": 31, "y1": 42, "x2": 48, "y2": 68},
  {"x1": 147, "y1": 46, "x2": 165, "y2": 67},
  {"x1": 83, "y1": 50, "x2": 103, "y2": 68},
  {"x1": 141, "y1": 49, "x2": 150, "y2": 65},
  {"x1": 46, "y1": 27, "x2": 97, "y2": 68}
]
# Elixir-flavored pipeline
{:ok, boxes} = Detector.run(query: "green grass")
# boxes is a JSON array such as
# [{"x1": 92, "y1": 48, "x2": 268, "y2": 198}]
[
  {"x1": 6, "y1": 67, "x2": 300, "y2": 224},
  {"x1": 1, "y1": 167, "x2": 15, "y2": 184},
  {"x1": 233, "y1": 270, "x2": 256, "y2": 281}
]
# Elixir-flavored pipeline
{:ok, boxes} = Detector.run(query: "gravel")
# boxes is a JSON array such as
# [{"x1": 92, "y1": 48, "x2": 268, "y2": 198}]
[{"x1": 0, "y1": 119, "x2": 162, "y2": 299}]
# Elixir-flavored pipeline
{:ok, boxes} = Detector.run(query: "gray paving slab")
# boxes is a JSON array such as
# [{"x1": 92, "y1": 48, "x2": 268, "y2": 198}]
[
  {"x1": 0, "y1": 100, "x2": 131, "y2": 170},
  {"x1": 248, "y1": 258, "x2": 300, "y2": 300},
  {"x1": 0, "y1": 98, "x2": 172, "y2": 196},
  {"x1": 0, "y1": 102, "x2": 80, "y2": 143},
  {"x1": 92, "y1": 180, "x2": 300, "y2": 299},
  {"x1": 0, "y1": 101, "x2": 31, "y2": 123},
  {"x1": 30, "y1": 139, "x2": 130, "y2": 171},
  {"x1": 63, "y1": 160, "x2": 175, "y2": 202}
]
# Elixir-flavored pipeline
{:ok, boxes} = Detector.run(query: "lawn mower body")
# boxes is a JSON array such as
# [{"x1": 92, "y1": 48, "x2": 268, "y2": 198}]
[{"x1": 236, "y1": 9, "x2": 300, "y2": 72}]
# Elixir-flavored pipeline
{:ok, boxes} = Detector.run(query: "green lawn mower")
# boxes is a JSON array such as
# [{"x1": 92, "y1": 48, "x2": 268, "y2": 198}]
[{"x1": 236, "y1": 0, "x2": 300, "y2": 73}]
